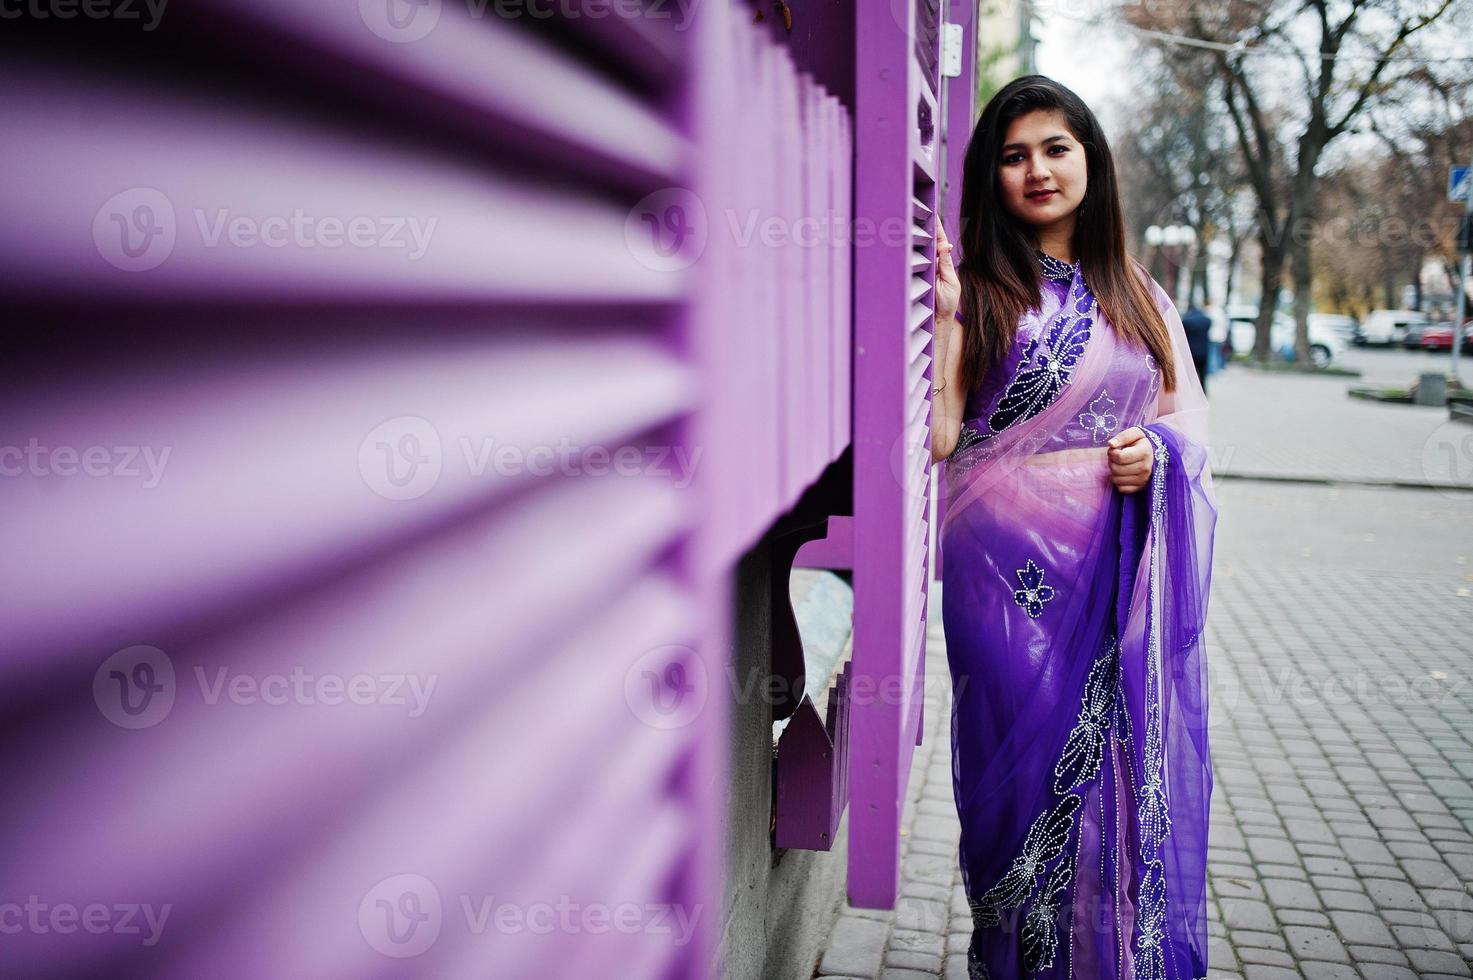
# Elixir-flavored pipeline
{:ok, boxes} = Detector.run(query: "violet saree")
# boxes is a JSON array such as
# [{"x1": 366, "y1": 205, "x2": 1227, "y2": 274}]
[{"x1": 940, "y1": 250, "x2": 1217, "y2": 980}]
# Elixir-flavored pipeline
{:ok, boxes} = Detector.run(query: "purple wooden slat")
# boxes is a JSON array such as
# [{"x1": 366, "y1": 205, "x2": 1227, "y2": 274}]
[
  {"x1": 801, "y1": 77, "x2": 822, "y2": 482},
  {"x1": 0, "y1": 62, "x2": 680, "y2": 307},
  {"x1": 933, "y1": 0, "x2": 979, "y2": 581},
  {"x1": 1, "y1": 333, "x2": 693, "y2": 669},
  {"x1": 692, "y1": 6, "x2": 854, "y2": 570},
  {"x1": 779, "y1": 52, "x2": 799, "y2": 499},
  {"x1": 0, "y1": 485, "x2": 692, "y2": 975},
  {"x1": 775, "y1": 695, "x2": 839, "y2": 850},
  {"x1": 836, "y1": 663, "x2": 851, "y2": 812},
  {"x1": 793, "y1": 515, "x2": 855, "y2": 570},
  {"x1": 837, "y1": 109, "x2": 854, "y2": 450},
  {"x1": 681, "y1": 11, "x2": 735, "y2": 976},
  {"x1": 196, "y1": 0, "x2": 686, "y2": 187},
  {"x1": 849, "y1": 0, "x2": 939, "y2": 910}
]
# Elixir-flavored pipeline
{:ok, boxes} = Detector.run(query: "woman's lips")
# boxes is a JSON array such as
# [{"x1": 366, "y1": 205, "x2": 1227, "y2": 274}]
[{"x1": 1026, "y1": 190, "x2": 1057, "y2": 201}]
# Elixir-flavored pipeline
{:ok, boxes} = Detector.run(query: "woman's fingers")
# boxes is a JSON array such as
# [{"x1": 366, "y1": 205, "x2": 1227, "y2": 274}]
[
  {"x1": 1106, "y1": 426, "x2": 1145, "y2": 450},
  {"x1": 935, "y1": 219, "x2": 956, "y2": 272},
  {"x1": 1109, "y1": 442, "x2": 1150, "y2": 464},
  {"x1": 1108, "y1": 429, "x2": 1152, "y2": 493}
]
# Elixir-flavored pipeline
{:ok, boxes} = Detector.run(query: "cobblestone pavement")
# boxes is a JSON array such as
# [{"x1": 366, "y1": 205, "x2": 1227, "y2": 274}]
[{"x1": 813, "y1": 478, "x2": 1473, "y2": 979}]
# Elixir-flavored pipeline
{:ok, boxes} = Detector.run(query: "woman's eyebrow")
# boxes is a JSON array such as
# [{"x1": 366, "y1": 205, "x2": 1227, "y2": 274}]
[{"x1": 1000, "y1": 134, "x2": 1072, "y2": 152}]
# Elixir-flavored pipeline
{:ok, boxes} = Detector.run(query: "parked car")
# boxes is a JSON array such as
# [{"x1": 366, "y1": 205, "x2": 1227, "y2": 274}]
[
  {"x1": 1308, "y1": 313, "x2": 1358, "y2": 344},
  {"x1": 1225, "y1": 305, "x2": 1346, "y2": 368},
  {"x1": 1419, "y1": 322, "x2": 1473, "y2": 353},
  {"x1": 1225, "y1": 305, "x2": 1291, "y2": 355},
  {"x1": 1402, "y1": 321, "x2": 1432, "y2": 349},
  {"x1": 1358, "y1": 309, "x2": 1428, "y2": 346}
]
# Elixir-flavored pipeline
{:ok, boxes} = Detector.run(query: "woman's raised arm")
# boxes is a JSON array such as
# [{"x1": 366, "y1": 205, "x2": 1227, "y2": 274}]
[{"x1": 930, "y1": 217, "x2": 969, "y2": 463}]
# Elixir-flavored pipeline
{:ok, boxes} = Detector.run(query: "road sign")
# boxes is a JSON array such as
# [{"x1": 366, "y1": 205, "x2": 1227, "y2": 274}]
[{"x1": 1452, "y1": 166, "x2": 1470, "y2": 203}]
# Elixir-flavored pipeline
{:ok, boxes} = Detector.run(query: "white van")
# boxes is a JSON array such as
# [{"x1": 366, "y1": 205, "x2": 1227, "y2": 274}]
[{"x1": 1358, "y1": 309, "x2": 1428, "y2": 347}]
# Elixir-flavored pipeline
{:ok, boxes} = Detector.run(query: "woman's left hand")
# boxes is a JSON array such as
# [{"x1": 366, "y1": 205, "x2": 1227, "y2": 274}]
[
  {"x1": 934, "y1": 217, "x2": 960, "y2": 322},
  {"x1": 1106, "y1": 427, "x2": 1153, "y2": 494}
]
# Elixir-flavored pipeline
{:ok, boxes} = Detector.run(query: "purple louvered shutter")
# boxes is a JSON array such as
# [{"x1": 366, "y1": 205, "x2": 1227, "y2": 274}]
[
  {"x1": 694, "y1": 1, "x2": 853, "y2": 568},
  {"x1": 848, "y1": 0, "x2": 945, "y2": 908},
  {"x1": 0, "y1": 4, "x2": 724, "y2": 978}
]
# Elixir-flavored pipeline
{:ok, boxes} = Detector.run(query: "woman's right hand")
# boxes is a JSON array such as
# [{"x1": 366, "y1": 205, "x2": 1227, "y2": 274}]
[{"x1": 935, "y1": 216, "x2": 960, "y2": 322}]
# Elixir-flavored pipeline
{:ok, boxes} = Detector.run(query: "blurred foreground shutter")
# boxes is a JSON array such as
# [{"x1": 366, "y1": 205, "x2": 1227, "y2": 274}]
[{"x1": 0, "y1": 3, "x2": 723, "y2": 977}]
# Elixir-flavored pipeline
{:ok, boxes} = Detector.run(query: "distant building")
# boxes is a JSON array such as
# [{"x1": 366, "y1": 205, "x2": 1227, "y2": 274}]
[{"x1": 975, "y1": 0, "x2": 1039, "y2": 104}]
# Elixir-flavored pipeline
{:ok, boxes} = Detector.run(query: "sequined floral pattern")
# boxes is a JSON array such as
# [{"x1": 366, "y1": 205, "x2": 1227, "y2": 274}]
[
  {"x1": 1011, "y1": 559, "x2": 1057, "y2": 619},
  {"x1": 1078, "y1": 390, "x2": 1119, "y2": 444}
]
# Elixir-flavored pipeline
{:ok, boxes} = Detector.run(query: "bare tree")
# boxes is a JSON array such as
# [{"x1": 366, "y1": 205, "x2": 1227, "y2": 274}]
[{"x1": 1126, "y1": 0, "x2": 1461, "y2": 366}]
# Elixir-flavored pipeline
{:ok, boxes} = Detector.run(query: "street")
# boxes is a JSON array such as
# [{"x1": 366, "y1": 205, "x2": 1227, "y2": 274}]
[{"x1": 814, "y1": 354, "x2": 1473, "y2": 978}]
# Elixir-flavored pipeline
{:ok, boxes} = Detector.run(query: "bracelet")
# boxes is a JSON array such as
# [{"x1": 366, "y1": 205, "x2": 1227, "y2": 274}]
[{"x1": 931, "y1": 379, "x2": 946, "y2": 396}]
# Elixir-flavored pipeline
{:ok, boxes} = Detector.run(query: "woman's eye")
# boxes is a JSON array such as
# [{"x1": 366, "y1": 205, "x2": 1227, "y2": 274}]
[{"x1": 1002, "y1": 146, "x2": 1066, "y2": 165}]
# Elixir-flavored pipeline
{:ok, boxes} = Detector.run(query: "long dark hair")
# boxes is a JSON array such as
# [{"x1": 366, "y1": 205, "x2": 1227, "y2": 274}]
[{"x1": 954, "y1": 75, "x2": 1176, "y2": 392}]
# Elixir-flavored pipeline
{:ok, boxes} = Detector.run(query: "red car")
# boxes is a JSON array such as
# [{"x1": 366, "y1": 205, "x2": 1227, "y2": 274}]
[{"x1": 1420, "y1": 322, "x2": 1473, "y2": 352}]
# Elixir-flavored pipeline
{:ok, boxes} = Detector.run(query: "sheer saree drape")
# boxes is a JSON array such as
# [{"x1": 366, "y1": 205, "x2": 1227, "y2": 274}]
[{"x1": 940, "y1": 255, "x2": 1217, "y2": 980}]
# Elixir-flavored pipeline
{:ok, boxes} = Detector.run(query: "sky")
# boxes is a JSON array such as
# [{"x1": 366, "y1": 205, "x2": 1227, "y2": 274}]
[{"x1": 1034, "y1": 7, "x2": 1134, "y2": 135}]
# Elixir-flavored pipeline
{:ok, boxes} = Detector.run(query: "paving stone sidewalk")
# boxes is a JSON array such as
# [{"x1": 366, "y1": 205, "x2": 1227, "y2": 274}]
[
  {"x1": 813, "y1": 479, "x2": 1473, "y2": 980},
  {"x1": 1205, "y1": 361, "x2": 1473, "y2": 490}
]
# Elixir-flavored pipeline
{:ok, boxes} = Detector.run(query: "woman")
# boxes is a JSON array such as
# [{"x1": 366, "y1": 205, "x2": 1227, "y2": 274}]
[{"x1": 928, "y1": 75, "x2": 1218, "y2": 979}]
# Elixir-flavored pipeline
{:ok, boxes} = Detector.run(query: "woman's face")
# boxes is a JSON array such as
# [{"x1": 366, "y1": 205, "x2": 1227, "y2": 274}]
[{"x1": 996, "y1": 109, "x2": 1088, "y2": 236}]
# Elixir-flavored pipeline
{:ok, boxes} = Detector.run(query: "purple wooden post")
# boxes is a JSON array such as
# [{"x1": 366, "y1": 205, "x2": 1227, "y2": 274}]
[
  {"x1": 849, "y1": 0, "x2": 943, "y2": 908},
  {"x1": 933, "y1": 0, "x2": 979, "y2": 578}
]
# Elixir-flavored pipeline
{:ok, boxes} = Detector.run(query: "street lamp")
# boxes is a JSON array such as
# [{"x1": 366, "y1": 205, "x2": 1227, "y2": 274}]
[{"x1": 1145, "y1": 225, "x2": 1195, "y2": 303}]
